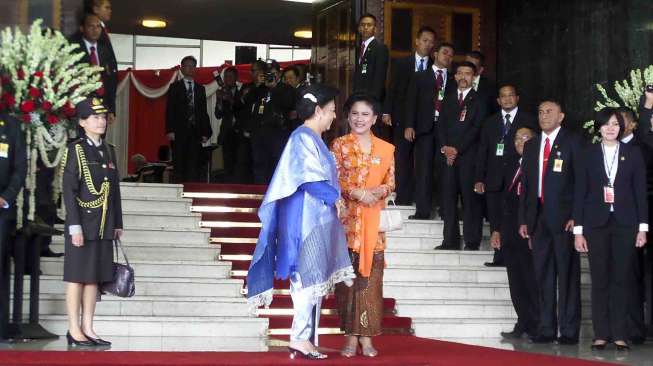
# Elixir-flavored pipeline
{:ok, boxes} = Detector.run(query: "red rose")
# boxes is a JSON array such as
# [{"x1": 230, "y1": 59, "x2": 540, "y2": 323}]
[
  {"x1": 63, "y1": 102, "x2": 76, "y2": 117},
  {"x1": 20, "y1": 100, "x2": 35, "y2": 113},
  {"x1": 1, "y1": 93, "x2": 15, "y2": 107},
  {"x1": 21, "y1": 114, "x2": 31, "y2": 123},
  {"x1": 47, "y1": 114, "x2": 59, "y2": 125},
  {"x1": 41, "y1": 100, "x2": 53, "y2": 111},
  {"x1": 0, "y1": 75, "x2": 9, "y2": 85},
  {"x1": 96, "y1": 86, "x2": 105, "y2": 96},
  {"x1": 17, "y1": 69, "x2": 25, "y2": 80},
  {"x1": 33, "y1": 71, "x2": 44, "y2": 78},
  {"x1": 29, "y1": 87, "x2": 41, "y2": 98}
]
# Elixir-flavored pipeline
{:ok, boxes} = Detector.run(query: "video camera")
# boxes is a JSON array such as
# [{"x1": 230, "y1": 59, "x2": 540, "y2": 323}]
[{"x1": 264, "y1": 59, "x2": 280, "y2": 84}]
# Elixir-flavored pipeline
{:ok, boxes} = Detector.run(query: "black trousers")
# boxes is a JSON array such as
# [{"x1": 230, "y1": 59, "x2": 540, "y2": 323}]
[
  {"x1": 487, "y1": 191, "x2": 505, "y2": 264},
  {"x1": 393, "y1": 123, "x2": 414, "y2": 205},
  {"x1": 441, "y1": 153, "x2": 482, "y2": 248},
  {"x1": 531, "y1": 214, "x2": 581, "y2": 339},
  {"x1": 413, "y1": 131, "x2": 443, "y2": 217},
  {"x1": 627, "y1": 246, "x2": 646, "y2": 340},
  {"x1": 251, "y1": 126, "x2": 289, "y2": 185},
  {"x1": 234, "y1": 135, "x2": 253, "y2": 184},
  {"x1": 172, "y1": 133, "x2": 202, "y2": 183},
  {"x1": 586, "y1": 216, "x2": 638, "y2": 341},
  {"x1": 502, "y1": 217, "x2": 539, "y2": 334},
  {"x1": 220, "y1": 128, "x2": 240, "y2": 181},
  {"x1": 0, "y1": 218, "x2": 12, "y2": 339}
]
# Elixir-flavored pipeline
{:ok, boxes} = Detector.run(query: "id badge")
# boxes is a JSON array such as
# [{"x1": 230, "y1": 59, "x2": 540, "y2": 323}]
[
  {"x1": 0, "y1": 143, "x2": 8, "y2": 158},
  {"x1": 459, "y1": 107, "x2": 467, "y2": 122},
  {"x1": 495, "y1": 143, "x2": 504, "y2": 156},
  {"x1": 361, "y1": 64, "x2": 368, "y2": 74},
  {"x1": 553, "y1": 159, "x2": 563, "y2": 172},
  {"x1": 371, "y1": 156, "x2": 381, "y2": 165},
  {"x1": 438, "y1": 88, "x2": 445, "y2": 101},
  {"x1": 603, "y1": 186, "x2": 615, "y2": 203},
  {"x1": 258, "y1": 104, "x2": 265, "y2": 115}
]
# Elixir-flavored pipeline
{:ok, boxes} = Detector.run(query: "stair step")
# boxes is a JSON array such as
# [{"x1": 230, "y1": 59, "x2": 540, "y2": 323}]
[
  {"x1": 121, "y1": 196, "x2": 192, "y2": 213},
  {"x1": 412, "y1": 318, "x2": 594, "y2": 339},
  {"x1": 38, "y1": 314, "x2": 268, "y2": 338},
  {"x1": 39, "y1": 258, "x2": 230, "y2": 278},
  {"x1": 123, "y1": 212, "x2": 202, "y2": 230},
  {"x1": 385, "y1": 264, "x2": 591, "y2": 283},
  {"x1": 191, "y1": 198, "x2": 262, "y2": 208},
  {"x1": 50, "y1": 240, "x2": 218, "y2": 261},
  {"x1": 120, "y1": 182, "x2": 182, "y2": 199},
  {"x1": 23, "y1": 276, "x2": 245, "y2": 298},
  {"x1": 211, "y1": 227, "x2": 260, "y2": 238},
  {"x1": 200, "y1": 212, "x2": 259, "y2": 223},
  {"x1": 120, "y1": 226, "x2": 210, "y2": 245}
]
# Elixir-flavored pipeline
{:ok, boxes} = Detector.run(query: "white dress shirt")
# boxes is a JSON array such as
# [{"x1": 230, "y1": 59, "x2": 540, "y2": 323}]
[
  {"x1": 360, "y1": 36, "x2": 375, "y2": 60},
  {"x1": 83, "y1": 38, "x2": 99, "y2": 64},
  {"x1": 538, "y1": 126, "x2": 561, "y2": 198},
  {"x1": 457, "y1": 87, "x2": 472, "y2": 102},
  {"x1": 415, "y1": 53, "x2": 429, "y2": 72},
  {"x1": 621, "y1": 133, "x2": 634, "y2": 144},
  {"x1": 501, "y1": 107, "x2": 518, "y2": 126}
]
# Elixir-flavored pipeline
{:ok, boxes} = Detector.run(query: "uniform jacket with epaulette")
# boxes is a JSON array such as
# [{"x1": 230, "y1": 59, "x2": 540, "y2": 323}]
[{"x1": 62, "y1": 138, "x2": 123, "y2": 240}]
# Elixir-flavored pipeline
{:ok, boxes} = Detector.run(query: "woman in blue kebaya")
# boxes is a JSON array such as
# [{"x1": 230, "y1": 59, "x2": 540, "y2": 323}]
[{"x1": 247, "y1": 84, "x2": 354, "y2": 360}]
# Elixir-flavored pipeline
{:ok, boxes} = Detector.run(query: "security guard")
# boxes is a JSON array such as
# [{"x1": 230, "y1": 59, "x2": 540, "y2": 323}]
[
  {"x1": 0, "y1": 106, "x2": 27, "y2": 339},
  {"x1": 62, "y1": 97, "x2": 122, "y2": 347}
]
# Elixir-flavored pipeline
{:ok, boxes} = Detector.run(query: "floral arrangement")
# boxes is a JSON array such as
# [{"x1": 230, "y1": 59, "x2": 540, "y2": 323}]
[
  {"x1": 583, "y1": 65, "x2": 653, "y2": 143},
  {"x1": 0, "y1": 19, "x2": 103, "y2": 224}
]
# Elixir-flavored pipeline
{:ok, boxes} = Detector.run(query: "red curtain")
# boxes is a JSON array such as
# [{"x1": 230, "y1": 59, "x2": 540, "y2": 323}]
[{"x1": 119, "y1": 60, "x2": 308, "y2": 172}]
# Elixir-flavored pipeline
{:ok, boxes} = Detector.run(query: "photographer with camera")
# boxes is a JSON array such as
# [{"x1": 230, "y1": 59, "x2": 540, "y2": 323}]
[
  {"x1": 246, "y1": 59, "x2": 298, "y2": 184},
  {"x1": 214, "y1": 67, "x2": 243, "y2": 182}
]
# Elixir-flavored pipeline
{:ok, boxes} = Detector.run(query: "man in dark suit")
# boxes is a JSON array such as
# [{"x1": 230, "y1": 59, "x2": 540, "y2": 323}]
[
  {"x1": 70, "y1": 12, "x2": 116, "y2": 122},
  {"x1": 214, "y1": 67, "x2": 243, "y2": 183},
  {"x1": 465, "y1": 51, "x2": 498, "y2": 117},
  {"x1": 404, "y1": 43, "x2": 455, "y2": 220},
  {"x1": 0, "y1": 108, "x2": 27, "y2": 339},
  {"x1": 382, "y1": 26, "x2": 436, "y2": 205},
  {"x1": 518, "y1": 100, "x2": 582, "y2": 344},
  {"x1": 353, "y1": 13, "x2": 389, "y2": 139},
  {"x1": 165, "y1": 56, "x2": 212, "y2": 183},
  {"x1": 437, "y1": 61, "x2": 487, "y2": 250},
  {"x1": 493, "y1": 127, "x2": 539, "y2": 340},
  {"x1": 475, "y1": 86, "x2": 537, "y2": 265}
]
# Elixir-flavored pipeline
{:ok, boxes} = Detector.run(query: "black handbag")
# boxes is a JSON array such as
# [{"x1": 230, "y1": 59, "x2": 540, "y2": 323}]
[{"x1": 101, "y1": 239, "x2": 135, "y2": 298}]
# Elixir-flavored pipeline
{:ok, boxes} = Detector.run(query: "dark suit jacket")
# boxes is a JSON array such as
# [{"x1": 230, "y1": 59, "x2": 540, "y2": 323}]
[
  {"x1": 0, "y1": 113, "x2": 27, "y2": 219},
  {"x1": 494, "y1": 157, "x2": 522, "y2": 233},
  {"x1": 165, "y1": 79, "x2": 212, "y2": 141},
  {"x1": 573, "y1": 142, "x2": 648, "y2": 229},
  {"x1": 519, "y1": 127, "x2": 583, "y2": 234},
  {"x1": 214, "y1": 85, "x2": 243, "y2": 145},
  {"x1": 437, "y1": 88, "x2": 486, "y2": 157},
  {"x1": 475, "y1": 109, "x2": 537, "y2": 191},
  {"x1": 245, "y1": 82, "x2": 297, "y2": 133},
  {"x1": 383, "y1": 55, "x2": 433, "y2": 126},
  {"x1": 353, "y1": 38, "x2": 389, "y2": 101},
  {"x1": 69, "y1": 33, "x2": 117, "y2": 114},
  {"x1": 404, "y1": 68, "x2": 456, "y2": 136},
  {"x1": 475, "y1": 75, "x2": 499, "y2": 117},
  {"x1": 62, "y1": 139, "x2": 123, "y2": 240}
]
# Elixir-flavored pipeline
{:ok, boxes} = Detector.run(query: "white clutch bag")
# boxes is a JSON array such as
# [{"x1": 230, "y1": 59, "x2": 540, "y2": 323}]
[{"x1": 379, "y1": 200, "x2": 403, "y2": 232}]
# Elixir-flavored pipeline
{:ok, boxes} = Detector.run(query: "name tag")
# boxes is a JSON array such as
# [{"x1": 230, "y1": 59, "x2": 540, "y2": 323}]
[
  {"x1": 459, "y1": 107, "x2": 467, "y2": 122},
  {"x1": 371, "y1": 157, "x2": 381, "y2": 165},
  {"x1": 553, "y1": 159, "x2": 563, "y2": 172},
  {"x1": 495, "y1": 143, "x2": 504, "y2": 156},
  {"x1": 258, "y1": 104, "x2": 265, "y2": 115},
  {"x1": 438, "y1": 89, "x2": 445, "y2": 101},
  {"x1": 361, "y1": 64, "x2": 368, "y2": 74},
  {"x1": 604, "y1": 186, "x2": 615, "y2": 203},
  {"x1": 0, "y1": 143, "x2": 7, "y2": 158}
]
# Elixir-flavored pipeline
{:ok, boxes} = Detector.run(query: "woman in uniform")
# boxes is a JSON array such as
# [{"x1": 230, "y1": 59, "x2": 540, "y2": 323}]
[{"x1": 62, "y1": 98, "x2": 123, "y2": 347}]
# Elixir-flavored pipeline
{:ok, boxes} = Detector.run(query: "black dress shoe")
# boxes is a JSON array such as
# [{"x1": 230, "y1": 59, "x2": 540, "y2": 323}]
[
  {"x1": 484, "y1": 262, "x2": 505, "y2": 267},
  {"x1": 529, "y1": 335, "x2": 555, "y2": 344},
  {"x1": 83, "y1": 333, "x2": 112, "y2": 346},
  {"x1": 557, "y1": 336, "x2": 579, "y2": 345},
  {"x1": 434, "y1": 244, "x2": 459, "y2": 250},
  {"x1": 615, "y1": 343, "x2": 631, "y2": 351},
  {"x1": 66, "y1": 332, "x2": 95, "y2": 347},
  {"x1": 408, "y1": 214, "x2": 430, "y2": 220},
  {"x1": 590, "y1": 340, "x2": 607, "y2": 350},
  {"x1": 501, "y1": 329, "x2": 526, "y2": 339},
  {"x1": 463, "y1": 245, "x2": 480, "y2": 251},
  {"x1": 41, "y1": 249, "x2": 64, "y2": 258}
]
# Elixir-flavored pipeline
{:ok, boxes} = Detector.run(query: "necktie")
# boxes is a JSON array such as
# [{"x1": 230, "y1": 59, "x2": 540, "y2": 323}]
[
  {"x1": 418, "y1": 58, "x2": 425, "y2": 72},
  {"x1": 434, "y1": 70, "x2": 444, "y2": 113},
  {"x1": 89, "y1": 46, "x2": 99, "y2": 66},
  {"x1": 503, "y1": 114, "x2": 512, "y2": 138},
  {"x1": 187, "y1": 81, "x2": 193, "y2": 104},
  {"x1": 508, "y1": 166, "x2": 522, "y2": 194},
  {"x1": 458, "y1": 92, "x2": 464, "y2": 107},
  {"x1": 359, "y1": 42, "x2": 366, "y2": 64},
  {"x1": 541, "y1": 137, "x2": 551, "y2": 203}
]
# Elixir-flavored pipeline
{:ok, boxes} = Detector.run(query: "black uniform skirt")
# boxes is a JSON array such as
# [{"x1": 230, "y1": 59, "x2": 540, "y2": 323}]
[{"x1": 63, "y1": 236, "x2": 114, "y2": 284}]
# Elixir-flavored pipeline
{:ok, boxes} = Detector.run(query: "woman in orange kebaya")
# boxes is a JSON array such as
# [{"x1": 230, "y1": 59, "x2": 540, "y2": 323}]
[{"x1": 332, "y1": 93, "x2": 395, "y2": 358}]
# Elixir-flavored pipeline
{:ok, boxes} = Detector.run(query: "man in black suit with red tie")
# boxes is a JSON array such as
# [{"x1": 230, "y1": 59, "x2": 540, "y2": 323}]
[
  {"x1": 404, "y1": 43, "x2": 455, "y2": 220},
  {"x1": 382, "y1": 26, "x2": 436, "y2": 205},
  {"x1": 475, "y1": 86, "x2": 537, "y2": 265},
  {"x1": 165, "y1": 56, "x2": 212, "y2": 183},
  {"x1": 518, "y1": 100, "x2": 582, "y2": 344},
  {"x1": 437, "y1": 62, "x2": 487, "y2": 250}
]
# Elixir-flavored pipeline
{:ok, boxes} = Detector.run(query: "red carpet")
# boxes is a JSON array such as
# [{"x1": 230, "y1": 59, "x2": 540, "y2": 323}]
[{"x1": 0, "y1": 335, "x2": 617, "y2": 366}]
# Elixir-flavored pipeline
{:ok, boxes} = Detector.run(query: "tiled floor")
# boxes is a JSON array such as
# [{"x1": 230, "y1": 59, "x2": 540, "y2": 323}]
[{"x1": 2, "y1": 336, "x2": 653, "y2": 365}]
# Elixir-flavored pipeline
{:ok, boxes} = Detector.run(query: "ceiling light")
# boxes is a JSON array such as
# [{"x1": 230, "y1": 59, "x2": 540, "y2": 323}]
[
  {"x1": 294, "y1": 29, "x2": 312, "y2": 39},
  {"x1": 283, "y1": 0, "x2": 314, "y2": 3},
  {"x1": 141, "y1": 19, "x2": 167, "y2": 28}
]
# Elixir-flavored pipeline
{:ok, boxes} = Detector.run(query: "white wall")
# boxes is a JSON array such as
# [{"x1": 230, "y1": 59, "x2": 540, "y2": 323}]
[{"x1": 111, "y1": 34, "x2": 311, "y2": 70}]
